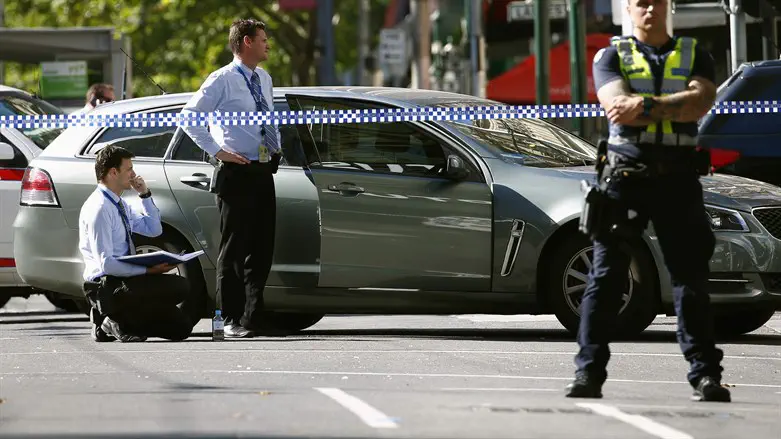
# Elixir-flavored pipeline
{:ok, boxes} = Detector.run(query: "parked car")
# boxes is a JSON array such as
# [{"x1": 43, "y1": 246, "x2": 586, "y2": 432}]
[
  {"x1": 12, "y1": 88, "x2": 781, "y2": 336},
  {"x1": 700, "y1": 59, "x2": 781, "y2": 186},
  {"x1": 0, "y1": 85, "x2": 73, "y2": 310}
]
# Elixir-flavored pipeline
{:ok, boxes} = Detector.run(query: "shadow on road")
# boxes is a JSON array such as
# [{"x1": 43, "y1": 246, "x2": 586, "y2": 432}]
[
  {"x1": 0, "y1": 436, "x2": 369, "y2": 439},
  {"x1": 301, "y1": 327, "x2": 781, "y2": 346}
]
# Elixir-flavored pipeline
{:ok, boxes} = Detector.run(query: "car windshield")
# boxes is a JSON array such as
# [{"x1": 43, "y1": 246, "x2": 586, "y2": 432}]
[
  {"x1": 433, "y1": 102, "x2": 598, "y2": 168},
  {"x1": 0, "y1": 94, "x2": 66, "y2": 149}
]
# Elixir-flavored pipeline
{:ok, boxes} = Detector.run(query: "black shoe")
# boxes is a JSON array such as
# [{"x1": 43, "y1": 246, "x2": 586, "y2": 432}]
[
  {"x1": 691, "y1": 377, "x2": 731, "y2": 402},
  {"x1": 100, "y1": 317, "x2": 146, "y2": 343},
  {"x1": 565, "y1": 371, "x2": 604, "y2": 398},
  {"x1": 90, "y1": 307, "x2": 115, "y2": 342}
]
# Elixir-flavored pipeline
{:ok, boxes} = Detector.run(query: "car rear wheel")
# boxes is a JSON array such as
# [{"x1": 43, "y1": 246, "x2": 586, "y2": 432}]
[
  {"x1": 546, "y1": 232, "x2": 659, "y2": 337},
  {"x1": 132, "y1": 233, "x2": 207, "y2": 327},
  {"x1": 713, "y1": 306, "x2": 776, "y2": 337},
  {"x1": 44, "y1": 292, "x2": 82, "y2": 313}
]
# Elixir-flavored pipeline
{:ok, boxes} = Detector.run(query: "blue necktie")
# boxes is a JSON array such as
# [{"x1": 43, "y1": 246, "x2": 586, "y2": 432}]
[
  {"x1": 116, "y1": 200, "x2": 136, "y2": 255},
  {"x1": 250, "y1": 72, "x2": 279, "y2": 154}
]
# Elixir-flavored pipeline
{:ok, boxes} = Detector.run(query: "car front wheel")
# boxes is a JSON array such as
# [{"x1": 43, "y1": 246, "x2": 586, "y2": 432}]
[
  {"x1": 546, "y1": 233, "x2": 659, "y2": 337},
  {"x1": 713, "y1": 306, "x2": 776, "y2": 338},
  {"x1": 256, "y1": 312, "x2": 325, "y2": 333}
]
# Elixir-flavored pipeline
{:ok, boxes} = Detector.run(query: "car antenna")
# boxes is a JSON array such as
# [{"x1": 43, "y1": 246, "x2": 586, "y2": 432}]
[{"x1": 120, "y1": 47, "x2": 167, "y2": 95}]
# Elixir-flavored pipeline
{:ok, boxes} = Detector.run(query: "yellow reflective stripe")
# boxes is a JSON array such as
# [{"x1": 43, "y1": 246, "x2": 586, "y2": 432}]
[{"x1": 661, "y1": 78, "x2": 687, "y2": 93}]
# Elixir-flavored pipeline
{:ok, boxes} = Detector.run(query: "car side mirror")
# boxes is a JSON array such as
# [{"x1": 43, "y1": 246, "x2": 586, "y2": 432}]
[
  {"x1": 0, "y1": 142, "x2": 15, "y2": 161},
  {"x1": 445, "y1": 154, "x2": 470, "y2": 180}
]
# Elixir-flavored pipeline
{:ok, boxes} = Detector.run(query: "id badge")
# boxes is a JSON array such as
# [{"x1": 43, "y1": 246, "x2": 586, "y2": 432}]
[{"x1": 258, "y1": 145, "x2": 269, "y2": 162}]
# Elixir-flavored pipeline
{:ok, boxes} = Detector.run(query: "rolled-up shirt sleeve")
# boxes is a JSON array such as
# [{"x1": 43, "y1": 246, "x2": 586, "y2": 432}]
[
  {"x1": 180, "y1": 71, "x2": 225, "y2": 157},
  {"x1": 86, "y1": 208, "x2": 146, "y2": 278},
  {"x1": 126, "y1": 197, "x2": 162, "y2": 238}
]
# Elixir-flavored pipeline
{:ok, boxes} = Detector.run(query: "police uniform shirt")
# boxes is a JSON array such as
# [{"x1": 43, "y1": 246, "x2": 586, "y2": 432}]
[
  {"x1": 180, "y1": 58, "x2": 282, "y2": 162},
  {"x1": 592, "y1": 36, "x2": 716, "y2": 159},
  {"x1": 78, "y1": 184, "x2": 163, "y2": 282}
]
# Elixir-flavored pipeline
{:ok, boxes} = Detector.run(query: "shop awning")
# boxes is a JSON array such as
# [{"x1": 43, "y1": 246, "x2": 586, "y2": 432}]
[{"x1": 486, "y1": 33, "x2": 612, "y2": 105}]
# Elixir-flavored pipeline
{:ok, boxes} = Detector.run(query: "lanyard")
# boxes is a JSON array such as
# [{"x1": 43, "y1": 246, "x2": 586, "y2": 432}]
[
  {"x1": 234, "y1": 65, "x2": 264, "y2": 112},
  {"x1": 234, "y1": 65, "x2": 267, "y2": 136},
  {"x1": 100, "y1": 189, "x2": 132, "y2": 252}
]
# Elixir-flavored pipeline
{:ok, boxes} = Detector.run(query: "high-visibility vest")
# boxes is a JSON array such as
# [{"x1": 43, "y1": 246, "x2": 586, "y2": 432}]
[{"x1": 609, "y1": 36, "x2": 698, "y2": 146}]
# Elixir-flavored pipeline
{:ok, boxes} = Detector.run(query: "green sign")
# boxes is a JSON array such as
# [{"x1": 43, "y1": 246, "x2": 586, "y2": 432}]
[{"x1": 39, "y1": 61, "x2": 88, "y2": 99}]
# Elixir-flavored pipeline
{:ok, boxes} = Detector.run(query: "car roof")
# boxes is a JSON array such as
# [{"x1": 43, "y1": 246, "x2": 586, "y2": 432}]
[
  {"x1": 0, "y1": 85, "x2": 35, "y2": 96},
  {"x1": 88, "y1": 86, "x2": 503, "y2": 115}
]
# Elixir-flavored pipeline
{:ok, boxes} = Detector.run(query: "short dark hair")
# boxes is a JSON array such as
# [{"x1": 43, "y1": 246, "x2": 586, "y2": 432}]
[
  {"x1": 95, "y1": 145, "x2": 134, "y2": 181},
  {"x1": 86, "y1": 83, "x2": 115, "y2": 106},
  {"x1": 229, "y1": 19, "x2": 266, "y2": 54}
]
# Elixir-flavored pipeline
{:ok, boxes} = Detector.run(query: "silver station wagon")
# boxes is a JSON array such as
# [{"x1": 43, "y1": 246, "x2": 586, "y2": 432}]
[{"x1": 12, "y1": 87, "x2": 781, "y2": 336}]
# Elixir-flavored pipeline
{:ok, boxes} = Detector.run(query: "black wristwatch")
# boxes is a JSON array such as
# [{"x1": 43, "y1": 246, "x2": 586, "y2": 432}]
[
  {"x1": 139, "y1": 190, "x2": 152, "y2": 199},
  {"x1": 642, "y1": 96, "x2": 655, "y2": 117}
]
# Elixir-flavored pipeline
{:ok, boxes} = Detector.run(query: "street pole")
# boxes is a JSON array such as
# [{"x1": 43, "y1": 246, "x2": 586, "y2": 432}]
[
  {"x1": 568, "y1": 0, "x2": 587, "y2": 136},
  {"x1": 358, "y1": 0, "x2": 370, "y2": 85},
  {"x1": 534, "y1": 0, "x2": 550, "y2": 105},
  {"x1": 417, "y1": 0, "x2": 431, "y2": 89},
  {"x1": 317, "y1": 0, "x2": 337, "y2": 85},
  {"x1": 469, "y1": 0, "x2": 485, "y2": 97},
  {"x1": 0, "y1": 0, "x2": 5, "y2": 85},
  {"x1": 729, "y1": 0, "x2": 747, "y2": 72}
]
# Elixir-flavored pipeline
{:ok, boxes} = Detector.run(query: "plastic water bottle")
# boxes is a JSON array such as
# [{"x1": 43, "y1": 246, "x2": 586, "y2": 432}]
[{"x1": 212, "y1": 310, "x2": 224, "y2": 341}]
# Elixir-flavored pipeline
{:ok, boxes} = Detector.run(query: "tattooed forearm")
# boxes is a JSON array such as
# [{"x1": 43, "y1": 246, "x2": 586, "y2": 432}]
[{"x1": 647, "y1": 77, "x2": 716, "y2": 122}]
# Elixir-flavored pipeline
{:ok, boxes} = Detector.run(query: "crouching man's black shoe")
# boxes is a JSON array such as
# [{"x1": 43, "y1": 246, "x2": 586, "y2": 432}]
[
  {"x1": 691, "y1": 377, "x2": 731, "y2": 402},
  {"x1": 90, "y1": 307, "x2": 115, "y2": 342},
  {"x1": 565, "y1": 371, "x2": 604, "y2": 398},
  {"x1": 100, "y1": 317, "x2": 146, "y2": 343}
]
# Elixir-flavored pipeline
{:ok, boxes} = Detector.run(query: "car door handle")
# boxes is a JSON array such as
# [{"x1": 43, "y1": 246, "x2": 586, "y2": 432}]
[
  {"x1": 180, "y1": 173, "x2": 211, "y2": 188},
  {"x1": 327, "y1": 183, "x2": 365, "y2": 194}
]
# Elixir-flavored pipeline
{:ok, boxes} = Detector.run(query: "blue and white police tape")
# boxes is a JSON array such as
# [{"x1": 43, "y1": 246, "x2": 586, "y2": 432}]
[{"x1": 1, "y1": 100, "x2": 780, "y2": 129}]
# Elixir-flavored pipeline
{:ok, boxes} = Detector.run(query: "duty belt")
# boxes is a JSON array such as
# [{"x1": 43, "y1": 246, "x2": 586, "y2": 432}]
[{"x1": 608, "y1": 132, "x2": 698, "y2": 147}]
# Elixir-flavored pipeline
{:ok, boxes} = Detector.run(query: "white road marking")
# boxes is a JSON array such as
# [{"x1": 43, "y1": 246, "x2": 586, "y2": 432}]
[
  {"x1": 3, "y1": 369, "x2": 780, "y2": 389},
  {"x1": 611, "y1": 402, "x2": 779, "y2": 414},
  {"x1": 440, "y1": 387, "x2": 557, "y2": 392},
  {"x1": 0, "y1": 337, "x2": 18, "y2": 341},
  {"x1": 577, "y1": 403, "x2": 693, "y2": 439},
  {"x1": 315, "y1": 387, "x2": 397, "y2": 429},
  {"x1": 2, "y1": 349, "x2": 778, "y2": 362}
]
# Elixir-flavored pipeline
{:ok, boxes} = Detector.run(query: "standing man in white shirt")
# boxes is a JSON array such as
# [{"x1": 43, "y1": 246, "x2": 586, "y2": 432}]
[
  {"x1": 79, "y1": 145, "x2": 193, "y2": 343},
  {"x1": 180, "y1": 19, "x2": 282, "y2": 338}
]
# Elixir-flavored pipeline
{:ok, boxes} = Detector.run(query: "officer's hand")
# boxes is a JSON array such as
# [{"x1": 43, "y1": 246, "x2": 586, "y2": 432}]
[
  {"x1": 147, "y1": 263, "x2": 177, "y2": 274},
  {"x1": 215, "y1": 149, "x2": 250, "y2": 164},
  {"x1": 130, "y1": 175, "x2": 148, "y2": 195},
  {"x1": 607, "y1": 95, "x2": 644, "y2": 124}
]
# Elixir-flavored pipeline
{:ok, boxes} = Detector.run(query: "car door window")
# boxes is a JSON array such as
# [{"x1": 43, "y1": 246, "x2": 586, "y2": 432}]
[
  {"x1": 83, "y1": 110, "x2": 178, "y2": 158},
  {"x1": 293, "y1": 98, "x2": 448, "y2": 177},
  {"x1": 0, "y1": 134, "x2": 27, "y2": 168},
  {"x1": 170, "y1": 102, "x2": 307, "y2": 167}
]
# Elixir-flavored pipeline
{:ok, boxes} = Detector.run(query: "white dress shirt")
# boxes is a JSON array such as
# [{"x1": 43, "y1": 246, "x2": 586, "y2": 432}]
[
  {"x1": 180, "y1": 57, "x2": 281, "y2": 162},
  {"x1": 78, "y1": 184, "x2": 163, "y2": 281}
]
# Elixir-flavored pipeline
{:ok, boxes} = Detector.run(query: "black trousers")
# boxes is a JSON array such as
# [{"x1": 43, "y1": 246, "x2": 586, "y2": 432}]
[
  {"x1": 84, "y1": 274, "x2": 193, "y2": 341},
  {"x1": 215, "y1": 161, "x2": 276, "y2": 328},
  {"x1": 576, "y1": 151, "x2": 724, "y2": 387}
]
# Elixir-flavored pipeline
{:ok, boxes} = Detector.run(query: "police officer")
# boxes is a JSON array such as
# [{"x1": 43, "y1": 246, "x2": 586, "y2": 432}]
[
  {"x1": 180, "y1": 19, "x2": 282, "y2": 338},
  {"x1": 566, "y1": 0, "x2": 730, "y2": 402}
]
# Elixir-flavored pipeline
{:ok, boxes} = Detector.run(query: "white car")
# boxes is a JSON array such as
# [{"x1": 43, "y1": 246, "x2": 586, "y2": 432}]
[{"x1": 0, "y1": 85, "x2": 67, "y2": 309}]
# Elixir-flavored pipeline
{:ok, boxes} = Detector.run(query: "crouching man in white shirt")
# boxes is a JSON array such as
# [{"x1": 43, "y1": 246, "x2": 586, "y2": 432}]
[{"x1": 79, "y1": 145, "x2": 193, "y2": 342}]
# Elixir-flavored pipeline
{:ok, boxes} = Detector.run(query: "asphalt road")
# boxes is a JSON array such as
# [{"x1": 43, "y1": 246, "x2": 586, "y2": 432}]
[{"x1": 1, "y1": 295, "x2": 780, "y2": 439}]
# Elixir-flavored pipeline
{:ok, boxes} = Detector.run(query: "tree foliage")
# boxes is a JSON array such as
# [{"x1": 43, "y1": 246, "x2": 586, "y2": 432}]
[{"x1": 4, "y1": 0, "x2": 390, "y2": 97}]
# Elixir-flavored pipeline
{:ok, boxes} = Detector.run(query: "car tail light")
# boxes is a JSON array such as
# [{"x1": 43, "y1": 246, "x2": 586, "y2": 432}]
[
  {"x1": 20, "y1": 167, "x2": 60, "y2": 207},
  {"x1": 706, "y1": 147, "x2": 741, "y2": 171},
  {"x1": 0, "y1": 169, "x2": 25, "y2": 181},
  {"x1": 0, "y1": 258, "x2": 14, "y2": 268}
]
